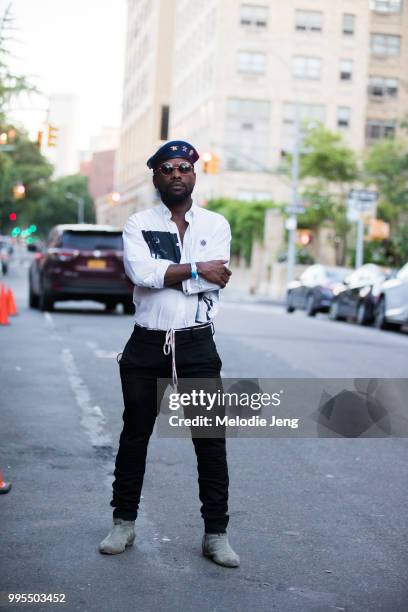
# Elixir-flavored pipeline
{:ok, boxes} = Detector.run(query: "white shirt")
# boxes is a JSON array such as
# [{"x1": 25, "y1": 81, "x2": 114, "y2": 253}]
[{"x1": 123, "y1": 201, "x2": 231, "y2": 330}]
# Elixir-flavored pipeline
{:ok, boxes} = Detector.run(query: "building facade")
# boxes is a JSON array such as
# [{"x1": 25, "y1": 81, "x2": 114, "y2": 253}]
[
  {"x1": 105, "y1": 0, "x2": 176, "y2": 226},
  {"x1": 47, "y1": 93, "x2": 79, "y2": 178},
  {"x1": 104, "y1": 0, "x2": 408, "y2": 225}
]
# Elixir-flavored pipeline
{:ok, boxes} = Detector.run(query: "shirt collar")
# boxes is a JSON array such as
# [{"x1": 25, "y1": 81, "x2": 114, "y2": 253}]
[{"x1": 159, "y1": 200, "x2": 196, "y2": 221}]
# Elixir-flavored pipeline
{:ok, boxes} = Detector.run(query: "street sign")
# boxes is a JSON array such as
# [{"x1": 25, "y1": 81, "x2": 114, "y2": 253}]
[
  {"x1": 347, "y1": 189, "x2": 378, "y2": 222},
  {"x1": 348, "y1": 189, "x2": 379, "y2": 269},
  {"x1": 285, "y1": 206, "x2": 305, "y2": 214},
  {"x1": 285, "y1": 217, "x2": 297, "y2": 231}
]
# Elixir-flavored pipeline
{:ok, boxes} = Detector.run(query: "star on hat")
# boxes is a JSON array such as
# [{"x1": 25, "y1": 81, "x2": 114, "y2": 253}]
[{"x1": 147, "y1": 140, "x2": 200, "y2": 170}]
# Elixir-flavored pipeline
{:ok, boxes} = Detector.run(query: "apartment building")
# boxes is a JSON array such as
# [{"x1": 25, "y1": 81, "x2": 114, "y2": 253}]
[
  {"x1": 105, "y1": 0, "x2": 408, "y2": 224},
  {"x1": 366, "y1": 0, "x2": 408, "y2": 143},
  {"x1": 104, "y1": 0, "x2": 176, "y2": 225}
]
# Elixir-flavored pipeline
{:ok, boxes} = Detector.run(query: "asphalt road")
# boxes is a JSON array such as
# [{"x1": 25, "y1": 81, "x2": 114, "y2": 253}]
[{"x1": 1, "y1": 255, "x2": 407, "y2": 612}]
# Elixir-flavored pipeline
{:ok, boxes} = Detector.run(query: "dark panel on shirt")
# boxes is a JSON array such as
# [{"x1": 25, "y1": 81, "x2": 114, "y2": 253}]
[{"x1": 142, "y1": 230, "x2": 181, "y2": 263}]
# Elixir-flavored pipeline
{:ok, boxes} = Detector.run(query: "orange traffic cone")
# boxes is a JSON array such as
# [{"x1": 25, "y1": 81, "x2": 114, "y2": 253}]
[
  {"x1": 0, "y1": 470, "x2": 12, "y2": 494},
  {"x1": 7, "y1": 288, "x2": 17, "y2": 316},
  {"x1": 0, "y1": 285, "x2": 9, "y2": 325}
]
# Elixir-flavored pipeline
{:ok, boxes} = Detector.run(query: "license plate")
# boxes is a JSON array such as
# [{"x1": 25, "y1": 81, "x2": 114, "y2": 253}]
[{"x1": 87, "y1": 259, "x2": 106, "y2": 269}]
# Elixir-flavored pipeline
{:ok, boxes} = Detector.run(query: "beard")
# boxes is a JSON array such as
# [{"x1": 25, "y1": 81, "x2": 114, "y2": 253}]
[{"x1": 158, "y1": 182, "x2": 194, "y2": 206}]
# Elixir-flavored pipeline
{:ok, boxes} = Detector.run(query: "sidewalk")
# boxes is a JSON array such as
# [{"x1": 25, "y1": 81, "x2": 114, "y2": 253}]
[{"x1": 222, "y1": 286, "x2": 284, "y2": 307}]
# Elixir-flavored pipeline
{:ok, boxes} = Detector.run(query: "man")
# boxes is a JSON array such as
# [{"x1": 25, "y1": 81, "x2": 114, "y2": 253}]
[{"x1": 99, "y1": 140, "x2": 239, "y2": 568}]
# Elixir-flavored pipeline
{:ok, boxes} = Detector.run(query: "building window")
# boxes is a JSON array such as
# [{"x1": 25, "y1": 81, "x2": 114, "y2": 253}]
[
  {"x1": 237, "y1": 51, "x2": 266, "y2": 74},
  {"x1": 337, "y1": 107, "x2": 351, "y2": 128},
  {"x1": 225, "y1": 98, "x2": 271, "y2": 172},
  {"x1": 370, "y1": 33, "x2": 401, "y2": 57},
  {"x1": 342, "y1": 14, "x2": 355, "y2": 35},
  {"x1": 366, "y1": 119, "x2": 396, "y2": 142},
  {"x1": 292, "y1": 56, "x2": 321, "y2": 80},
  {"x1": 159, "y1": 105, "x2": 169, "y2": 140},
  {"x1": 281, "y1": 102, "x2": 326, "y2": 153},
  {"x1": 370, "y1": 0, "x2": 403, "y2": 13},
  {"x1": 340, "y1": 59, "x2": 353, "y2": 81},
  {"x1": 368, "y1": 76, "x2": 399, "y2": 98},
  {"x1": 240, "y1": 4, "x2": 268, "y2": 27},
  {"x1": 295, "y1": 10, "x2": 322, "y2": 32}
]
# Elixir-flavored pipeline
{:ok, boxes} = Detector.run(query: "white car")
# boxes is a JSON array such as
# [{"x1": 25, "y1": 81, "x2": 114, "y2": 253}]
[{"x1": 375, "y1": 263, "x2": 408, "y2": 331}]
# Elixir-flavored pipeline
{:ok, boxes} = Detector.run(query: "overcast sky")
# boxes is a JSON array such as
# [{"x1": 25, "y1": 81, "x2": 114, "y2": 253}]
[{"x1": 6, "y1": 0, "x2": 127, "y2": 149}]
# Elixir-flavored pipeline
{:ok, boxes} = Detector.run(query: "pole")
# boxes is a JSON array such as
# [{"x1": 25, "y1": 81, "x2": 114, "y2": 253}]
[
  {"x1": 287, "y1": 101, "x2": 300, "y2": 285},
  {"x1": 355, "y1": 216, "x2": 364, "y2": 268},
  {"x1": 78, "y1": 198, "x2": 85, "y2": 224}
]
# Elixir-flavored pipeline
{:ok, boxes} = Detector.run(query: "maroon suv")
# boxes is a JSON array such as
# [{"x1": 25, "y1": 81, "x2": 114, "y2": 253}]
[{"x1": 29, "y1": 224, "x2": 134, "y2": 313}]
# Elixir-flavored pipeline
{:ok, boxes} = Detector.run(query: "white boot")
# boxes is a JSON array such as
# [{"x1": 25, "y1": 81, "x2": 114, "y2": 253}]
[
  {"x1": 202, "y1": 533, "x2": 240, "y2": 568},
  {"x1": 99, "y1": 518, "x2": 135, "y2": 555}
]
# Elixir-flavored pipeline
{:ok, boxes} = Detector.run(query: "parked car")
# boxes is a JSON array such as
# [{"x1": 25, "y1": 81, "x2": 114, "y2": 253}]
[
  {"x1": 328, "y1": 263, "x2": 391, "y2": 325},
  {"x1": 286, "y1": 264, "x2": 350, "y2": 316},
  {"x1": 29, "y1": 224, "x2": 134, "y2": 313},
  {"x1": 374, "y1": 262, "x2": 408, "y2": 331},
  {"x1": 0, "y1": 239, "x2": 12, "y2": 275}
]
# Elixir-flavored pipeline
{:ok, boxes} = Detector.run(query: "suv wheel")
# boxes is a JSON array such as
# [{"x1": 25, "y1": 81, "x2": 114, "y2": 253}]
[
  {"x1": 123, "y1": 299, "x2": 134, "y2": 315},
  {"x1": 39, "y1": 290, "x2": 54, "y2": 312},
  {"x1": 357, "y1": 302, "x2": 370, "y2": 326},
  {"x1": 306, "y1": 294, "x2": 316, "y2": 317},
  {"x1": 375, "y1": 297, "x2": 401, "y2": 332},
  {"x1": 329, "y1": 300, "x2": 341, "y2": 321},
  {"x1": 286, "y1": 292, "x2": 295, "y2": 313},
  {"x1": 29, "y1": 283, "x2": 39, "y2": 309}
]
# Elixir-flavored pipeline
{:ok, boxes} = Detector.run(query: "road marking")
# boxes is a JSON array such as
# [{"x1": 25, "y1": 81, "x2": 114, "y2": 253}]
[
  {"x1": 223, "y1": 301, "x2": 284, "y2": 316},
  {"x1": 61, "y1": 348, "x2": 113, "y2": 449},
  {"x1": 95, "y1": 349, "x2": 119, "y2": 359},
  {"x1": 43, "y1": 312, "x2": 54, "y2": 327},
  {"x1": 86, "y1": 340, "x2": 119, "y2": 359}
]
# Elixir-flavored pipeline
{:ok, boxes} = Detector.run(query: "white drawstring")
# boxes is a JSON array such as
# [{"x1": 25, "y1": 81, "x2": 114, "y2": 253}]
[{"x1": 163, "y1": 328, "x2": 178, "y2": 391}]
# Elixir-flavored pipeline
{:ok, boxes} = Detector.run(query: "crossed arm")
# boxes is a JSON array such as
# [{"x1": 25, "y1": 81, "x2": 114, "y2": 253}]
[{"x1": 123, "y1": 216, "x2": 232, "y2": 294}]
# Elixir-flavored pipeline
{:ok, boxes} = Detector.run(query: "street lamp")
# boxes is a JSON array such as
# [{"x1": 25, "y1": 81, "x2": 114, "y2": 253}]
[
  {"x1": 65, "y1": 192, "x2": 85, "y2": 224},
  {"x1": 286, "y1": 101, "x2": 302, "y2": 285}
]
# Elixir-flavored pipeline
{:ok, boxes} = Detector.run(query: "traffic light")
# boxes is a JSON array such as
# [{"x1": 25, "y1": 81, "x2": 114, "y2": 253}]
[
  {"x1": 202, "y1": 152, "x2": 220, "y2": 174},
  {"x1": 9, "y1": 212, "x2": 17, "y2": 221},
  {"x1": 36, "y1": 130, "x2": 43, "y2": 147},
  {"x1": 47, "y1": 124, "x2": 58, "y2": 147},
  {"x1": 11, "y1": 227, "x2": 21, "y2": 237}
]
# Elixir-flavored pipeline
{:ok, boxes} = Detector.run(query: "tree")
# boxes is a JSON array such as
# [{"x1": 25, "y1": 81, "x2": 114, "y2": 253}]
[
  {"x1": 364, "y1": 138, "x2": 408, "y2": 229},
  {"x1": 0, "y1": 3, "x2": 37, "y2": 119},
  {"x1": 0, "y1": 123, "x2": 53, "y2": 231},
  {"x1": 29, "y1": 174, "x2": 95, "y2": 235},
  {"x1": 297, "y1": 126, "x2": 358, "y2": 265},
  {"x1": 206, "y1": 198, "x2": 281, "y2": 263}
]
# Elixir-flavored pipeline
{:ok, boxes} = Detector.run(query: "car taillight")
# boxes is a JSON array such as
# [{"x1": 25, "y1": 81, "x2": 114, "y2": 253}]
[{"x1": 47, "y1": 248, "x2": 79, "y2": 262}]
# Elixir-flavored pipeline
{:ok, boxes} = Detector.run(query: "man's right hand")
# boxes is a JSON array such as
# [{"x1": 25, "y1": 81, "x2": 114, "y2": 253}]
[{"x1": 197, "y1": 260, "x2": 232, "y2": 288}]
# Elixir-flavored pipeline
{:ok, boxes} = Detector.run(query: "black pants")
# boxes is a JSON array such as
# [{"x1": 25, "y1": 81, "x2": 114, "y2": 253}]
[{"x1": 111, "y1": 323, "x2": 229, "y2": 534}]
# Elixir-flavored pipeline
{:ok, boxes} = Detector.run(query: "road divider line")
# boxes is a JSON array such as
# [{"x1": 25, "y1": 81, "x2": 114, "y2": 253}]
[
  {"x1": 61, "y1": 348, "x2": 113, "y2": 449},
  {"x1": 43, "y1": 312, "x2": 54, "y2": 328}
]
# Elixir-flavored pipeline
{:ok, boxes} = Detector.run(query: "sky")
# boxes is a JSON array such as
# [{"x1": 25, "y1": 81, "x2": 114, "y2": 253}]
[{"x1": 6, "y1": 0, "x2": 127, "y2": 150}]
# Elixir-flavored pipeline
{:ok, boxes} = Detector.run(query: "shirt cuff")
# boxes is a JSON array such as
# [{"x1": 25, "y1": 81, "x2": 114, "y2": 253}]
[{"x1": 183, "y1": 277, "x2": 221, "y2": 295}]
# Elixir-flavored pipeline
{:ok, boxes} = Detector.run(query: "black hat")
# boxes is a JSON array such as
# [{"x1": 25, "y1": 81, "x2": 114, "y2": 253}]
[{"x1": 147, "y1": 140, "x2": 199, "y2": 170}]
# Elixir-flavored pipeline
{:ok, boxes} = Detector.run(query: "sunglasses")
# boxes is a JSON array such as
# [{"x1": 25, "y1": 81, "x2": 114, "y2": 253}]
[{"x1": 155, "y1": 161, "x2": 194, "y2": 175}]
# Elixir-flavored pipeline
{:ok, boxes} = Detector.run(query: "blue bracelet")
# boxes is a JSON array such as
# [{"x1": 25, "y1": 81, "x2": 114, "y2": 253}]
[{"x1": 191, "y1": 262, "x2": 198, "y2": 280}]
